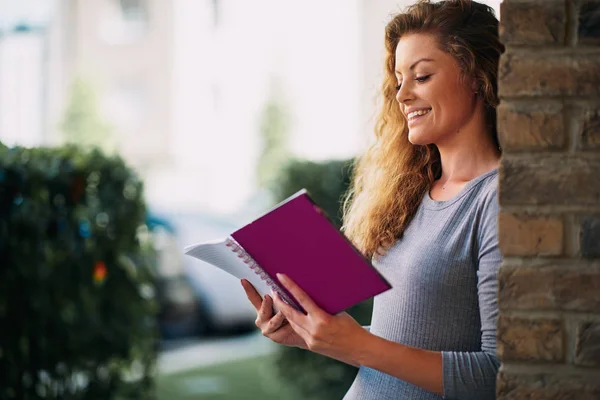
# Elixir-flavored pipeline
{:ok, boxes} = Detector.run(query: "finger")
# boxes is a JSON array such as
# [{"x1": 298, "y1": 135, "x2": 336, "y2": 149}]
[
  {"x1": 241, "y1": 279, "x2": 262, "y2": 311},
  {"x1": 258, "y1": 294, "x2": 274, "y2": 323},
  {"x1": 276, "y1": 274, "x2": 323, "y2": 316},
  {"x1": 279, "y1": 308, "x2": 308, "y2": 340},
  {"x1": 262, "y1": 311, "x2": 287, "y2": 335},
  {"x1": 272, "y1": 291, "x2": 306, "y2": 327}
]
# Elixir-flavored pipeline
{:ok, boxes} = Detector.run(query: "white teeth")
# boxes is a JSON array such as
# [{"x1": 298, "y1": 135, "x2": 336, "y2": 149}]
[{"x1": 407, "y1": 109, "x2": 431, "y2": 119}]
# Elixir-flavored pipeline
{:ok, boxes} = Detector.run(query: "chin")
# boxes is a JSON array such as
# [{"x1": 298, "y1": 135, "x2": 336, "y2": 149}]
[{"x1": 407, "y1": 130, "x2": 434, "y2": 146}]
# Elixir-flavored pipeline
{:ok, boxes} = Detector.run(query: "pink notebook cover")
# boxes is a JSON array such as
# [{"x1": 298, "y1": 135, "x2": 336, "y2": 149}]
[{"x1": 231, "y1": 190, "x2": 391, "y2": 315}]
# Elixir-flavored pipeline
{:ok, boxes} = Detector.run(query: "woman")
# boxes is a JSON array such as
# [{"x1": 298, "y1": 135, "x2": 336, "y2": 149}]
[{"x1": 242, "y1": 0, "x2": 504, "y2": 398}]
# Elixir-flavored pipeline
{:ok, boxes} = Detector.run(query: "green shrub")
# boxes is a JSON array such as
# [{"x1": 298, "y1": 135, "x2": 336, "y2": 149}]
[
  {"x1": 0, "y1": 143, "x2": 157, "y2": 399},
  {"x1": 271, "y1": 158, "x2": 353, "y2": 228},
  {"x1": 271, "y1": 158, "x2": 373, "y2": 400}
]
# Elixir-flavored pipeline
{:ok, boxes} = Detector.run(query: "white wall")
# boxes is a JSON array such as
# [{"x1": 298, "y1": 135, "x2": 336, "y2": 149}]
[
  {"x1": 0, "y1": 0, "x2": 54, "y2": 148},
  {"x1": 0, "y1": 0, "x2": 53, "y2": 30},
  {"x1": 0, "y1": 32, "x2": 46, "y2": 147},
  {"x1": 167, "y1": 0, "x2": 364, "y2": 214},
  {"x1": 0, "y1": 0, "x2": 502, "y2": 215}
]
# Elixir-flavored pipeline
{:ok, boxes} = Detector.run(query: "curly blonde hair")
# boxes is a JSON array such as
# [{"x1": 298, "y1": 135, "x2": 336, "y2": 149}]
[{"x1": 342, "y1": 0, "x2": 504, "y2": 258}]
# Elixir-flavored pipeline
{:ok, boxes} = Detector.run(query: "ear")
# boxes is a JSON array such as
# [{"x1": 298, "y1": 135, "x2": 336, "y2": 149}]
[{"x1": 470, "y1": 78, "x2": 480, "y2": 95}]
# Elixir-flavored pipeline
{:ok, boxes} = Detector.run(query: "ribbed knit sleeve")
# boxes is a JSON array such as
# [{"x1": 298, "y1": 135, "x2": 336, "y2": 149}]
[
  {"x1": 441, "y1": 187, "x2": 501, "y2": 399},
  {"x1": 344, "y1": 169, "x2": 500, "y2": 400}
]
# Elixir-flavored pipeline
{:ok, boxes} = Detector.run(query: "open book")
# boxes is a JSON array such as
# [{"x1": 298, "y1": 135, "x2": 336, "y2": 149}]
[{"x1": 184, "y1": 189, "x2": 391, "y2": 315}]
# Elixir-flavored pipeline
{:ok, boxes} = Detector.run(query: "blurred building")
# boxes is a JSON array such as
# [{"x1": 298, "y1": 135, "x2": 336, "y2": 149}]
[
  {"x1": 47, "y1": 0, "x2": 174, "y2": 168},
  {"x1": 5, "y1": 0, "x2": 500, "y2": 216},
  {"x1": 171, "y1": 0, "x2": 367, "y2": 215},
  {"x1": 45, "y1": 0, "x2": 371, "y2": 215},
  {"x1": 46, "y1": 0, "x2": 213, "y2": 211}
]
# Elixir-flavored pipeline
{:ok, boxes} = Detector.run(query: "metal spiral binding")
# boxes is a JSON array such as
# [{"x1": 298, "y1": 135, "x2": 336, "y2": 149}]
[{"x1": 225, "y1": 237, "x2": 296, "y2": 307}]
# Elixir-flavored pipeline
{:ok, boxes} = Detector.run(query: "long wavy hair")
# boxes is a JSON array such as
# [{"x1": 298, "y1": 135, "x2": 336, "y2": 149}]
[{"x1": 342, "y1": 0, "x2": 504, "y2": 259}]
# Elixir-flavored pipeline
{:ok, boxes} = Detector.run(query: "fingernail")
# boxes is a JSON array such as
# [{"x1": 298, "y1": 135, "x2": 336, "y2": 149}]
[{"x1": 276, "y1": 273, "x2": 286, "y2": 282}]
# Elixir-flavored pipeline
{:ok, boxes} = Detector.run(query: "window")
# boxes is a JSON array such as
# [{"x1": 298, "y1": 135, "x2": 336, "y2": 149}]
[
  {"x1": 211, "y1": 0, "x2": 219, "y2": 27},
  {"x1": 99, "y1": 0, "x2": 149, "y2": 45},
  {"x1": 104, "y1": 81, "x2": 148, "y2": 136},
  {"x1": 119, "y1": 0, "x2": 148, "y2": 23}
]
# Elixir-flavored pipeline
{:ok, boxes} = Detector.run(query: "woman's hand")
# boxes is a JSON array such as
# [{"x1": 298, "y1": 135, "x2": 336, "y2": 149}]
[
  {"x1": 241, "y1": 279, "x2": 307, "y2": 349},
  {"x1": 271, "y1": 273, "x2": 369, "y2": 366}
]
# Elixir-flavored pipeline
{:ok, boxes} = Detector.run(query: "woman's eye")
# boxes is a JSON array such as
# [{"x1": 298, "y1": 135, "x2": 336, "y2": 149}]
[{"x1": 396, "y1": 75, "x2": 431, "y2": 91}]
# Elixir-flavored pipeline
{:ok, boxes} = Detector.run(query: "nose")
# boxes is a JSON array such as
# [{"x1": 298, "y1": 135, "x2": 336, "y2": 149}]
[{"x1": 395, "y1": 81, "x2": 413, "y2": 106}]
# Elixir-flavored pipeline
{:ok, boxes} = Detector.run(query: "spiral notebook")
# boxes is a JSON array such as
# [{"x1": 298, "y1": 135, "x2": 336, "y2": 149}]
[{"x1": 183, "y1": 189, "x2": 391, "y2": 315}]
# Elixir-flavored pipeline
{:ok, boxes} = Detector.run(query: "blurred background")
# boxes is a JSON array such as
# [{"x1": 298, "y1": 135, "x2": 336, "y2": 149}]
[{"x1": 0, "y1": 0, "x2": 500, "y2": 399}]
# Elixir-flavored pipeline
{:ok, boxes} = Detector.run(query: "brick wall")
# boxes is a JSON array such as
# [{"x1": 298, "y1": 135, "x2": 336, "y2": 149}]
[{"x1": 496, "y1": 0, "x2": 600, "y2": 398}]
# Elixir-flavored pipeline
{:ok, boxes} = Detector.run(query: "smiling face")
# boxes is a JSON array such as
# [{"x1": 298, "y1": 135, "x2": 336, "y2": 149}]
[{"x1": 394, "y1": 33, "x2": 479, "y2": 146}]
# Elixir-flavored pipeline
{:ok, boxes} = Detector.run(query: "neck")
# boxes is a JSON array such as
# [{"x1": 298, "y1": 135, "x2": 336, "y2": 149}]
[{"x1": 435, "y1": 104, "x2": 500, "y2": 184}]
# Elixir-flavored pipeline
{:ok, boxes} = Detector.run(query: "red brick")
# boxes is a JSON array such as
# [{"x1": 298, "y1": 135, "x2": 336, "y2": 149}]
[
  {"x1": 579, "y1": 1, "x2": 600, "y2": 45},
  {"x1": 497, "y1": 316, "x2": 564, "y2": 362},
  {"x1": 497, "y1": 371, "x2": 600, "y2": 399},
  {"x1": 498, "y1": 102, "x2": 565, "y2": 151},
  {"x1": 574, "y1": 321, "x2": 600, "y2": 367},
  {"x1": 498, "y1": 213, "x2": 564, "y2": 256},
  {"x1": 498, "y1": 265, "x2": 600, "y2": 312},
  {"x1": 500, "y1": 156, "x2": 600, "y2": 206},
  {"x1": 499, "y1": 51, "x2": 600, "y2": 97},
  {"x1": 580, "y1": 215, "x2": 600, "y2": 258},
  {"x1": 500, "y1": 0, "x2": 566, "y2": 45},
  {"x1": 579, "y1": 107, "x2": 600, "y2": 151}
]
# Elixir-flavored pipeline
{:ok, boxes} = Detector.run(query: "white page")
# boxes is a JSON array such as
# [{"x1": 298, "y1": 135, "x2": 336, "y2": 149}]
[{"x1": 183, "y1": 237, "x2": 273, "y2": 299}]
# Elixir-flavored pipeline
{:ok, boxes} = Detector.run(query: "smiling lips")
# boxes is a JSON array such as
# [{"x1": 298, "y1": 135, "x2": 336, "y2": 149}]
[{"x1": 407, "y1": 108, "x2": 432, "y2": 121}]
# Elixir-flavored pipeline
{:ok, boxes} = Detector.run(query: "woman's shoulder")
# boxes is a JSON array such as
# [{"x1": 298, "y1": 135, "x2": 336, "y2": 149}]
[
  {"x1": 462, "y1": 169, "x2": 499, "y2": 221},
  {"x1": 472, "y1": 170, "x2": 499, "y2": 232},
  {"x1": 478, "y1": 169, "x2": 498, "y2": 199},
  {"x1": 470, "y1": 168, "x2": 498, "y2": 203},
  {"x1": 454, "y1": 168, "x2": 498, "y2": 210}
]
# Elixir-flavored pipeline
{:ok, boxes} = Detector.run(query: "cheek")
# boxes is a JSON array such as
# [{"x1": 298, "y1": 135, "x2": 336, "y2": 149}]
[
  {"x1": 438, "y1": 83, "x2": 474, "y2": 118},
  {"x1": 406, "y1": 108, "x2": 448, "y2": 144},
  {"x1": 439, "y1": 96, "x2": 474, "y2": 128}
]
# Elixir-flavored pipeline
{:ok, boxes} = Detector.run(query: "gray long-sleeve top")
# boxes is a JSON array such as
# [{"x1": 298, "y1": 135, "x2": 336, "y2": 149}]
[{"x1": 344, "y1": 168, "x2": 500, "y2": 400}]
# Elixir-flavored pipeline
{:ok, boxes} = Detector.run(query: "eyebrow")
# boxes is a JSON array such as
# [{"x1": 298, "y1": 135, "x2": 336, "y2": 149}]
[{"x1": 395, "y1": 58, "x2": 435, "y2": 74}]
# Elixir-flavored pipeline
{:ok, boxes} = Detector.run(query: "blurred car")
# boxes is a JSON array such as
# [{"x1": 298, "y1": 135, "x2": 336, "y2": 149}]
[
  {"x1": 144, "y1": 214, "x2": 206, "y2": 339},
  {"x1": 148, "y1": 211, "x2": 257, "y2": 335}
]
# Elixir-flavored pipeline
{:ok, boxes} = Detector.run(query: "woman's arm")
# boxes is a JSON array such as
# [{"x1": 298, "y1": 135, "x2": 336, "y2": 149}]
[
  {"x1": 274, "y1": 263, "x2": 497, "y2": 399},
  {"x1": 272, "y1": 275, "x2": 445, "y2": 395},
  {"x1": 440, "y1": 187, "x2": 501, "y2": 399},
  {"x1": 353, "y1": 333, "x2": 444, "y2": 395},
  {"x1": 274, "y1": 188, "x2": 500, "y2": 398},
  {"x1": 273, "y1": 188, "x2": 501, "y2": 399},
  {"x1": 362, "y1": 190, "x2": 501, "y2": 398}
]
